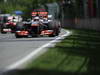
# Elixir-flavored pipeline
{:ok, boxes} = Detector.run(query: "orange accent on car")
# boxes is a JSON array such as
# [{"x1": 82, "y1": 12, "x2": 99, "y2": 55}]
[
  {"x1": 41, "y1": 30, "x2": 53, "y2": 35},
  {"x1": 17, "y1": 31, "x2": 29, "y2": 35},
  {"x1": 31, "y1": 24, "x2": 39, "y2": 26}
]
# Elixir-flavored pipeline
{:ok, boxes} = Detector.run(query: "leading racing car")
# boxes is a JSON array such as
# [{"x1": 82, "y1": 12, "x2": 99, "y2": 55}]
[{"x1": 15, "y1": 9, "x2": 61, "y2": 38}]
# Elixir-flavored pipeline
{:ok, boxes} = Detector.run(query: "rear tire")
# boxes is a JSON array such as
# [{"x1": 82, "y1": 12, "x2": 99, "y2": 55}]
[
  {"x1": 48, "y1": 20, "x2": 60, "y2": 37},
  {"x1": 48, "y1": 22, "x2": 55, "y2": 30}
]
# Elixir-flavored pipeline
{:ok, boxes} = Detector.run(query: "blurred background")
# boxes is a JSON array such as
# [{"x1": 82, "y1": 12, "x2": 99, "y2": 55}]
[{"x1": 0, "y1": 0, "x2": 100, "y2": 31}]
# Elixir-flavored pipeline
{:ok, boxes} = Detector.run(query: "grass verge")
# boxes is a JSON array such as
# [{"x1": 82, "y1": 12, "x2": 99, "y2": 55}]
[{"x1": 7, "y1": 29, "x2": 100, "y2": 75}]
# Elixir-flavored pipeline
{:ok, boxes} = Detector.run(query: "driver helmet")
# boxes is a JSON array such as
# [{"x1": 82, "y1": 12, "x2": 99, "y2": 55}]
[{"x1": 33, "y1": 16, "x2": 40, "y2": 21}]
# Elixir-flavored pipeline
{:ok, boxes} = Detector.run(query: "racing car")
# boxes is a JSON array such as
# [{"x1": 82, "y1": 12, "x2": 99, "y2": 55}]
[
  {"x1": 0, "y1": 15, "x2": 22, "y2": 34},
  {"x1": 15, "y1": 9, "x2": 61, "y2": 38}
]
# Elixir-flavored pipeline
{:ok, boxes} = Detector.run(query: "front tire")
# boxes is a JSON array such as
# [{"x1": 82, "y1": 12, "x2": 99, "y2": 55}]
[
  {"x1": 15, "y1": 33, "x2": 21, "y2": 38},
  {"x1": 1, "y1": 29, "x2": 7, "y2": 34}
]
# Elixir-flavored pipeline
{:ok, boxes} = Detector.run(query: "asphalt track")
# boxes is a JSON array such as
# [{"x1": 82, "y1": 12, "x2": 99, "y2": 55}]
[{"x1": 0, "y1": 29, "x2": 71, "y2": 73}]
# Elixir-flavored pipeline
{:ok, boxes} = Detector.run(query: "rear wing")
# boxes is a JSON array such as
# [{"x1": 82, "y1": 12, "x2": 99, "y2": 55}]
[{"x1": 31, "y1": 12, "x2": 48, "y2": 17}]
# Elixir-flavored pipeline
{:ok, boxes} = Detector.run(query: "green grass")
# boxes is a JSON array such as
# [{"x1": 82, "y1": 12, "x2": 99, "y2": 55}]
[
  {"x1": 8, "y1": 29, "x2": 100, "y2": 75},
  {"x1": 27, "y1": 48, "x2": 87, "y2": 72}
]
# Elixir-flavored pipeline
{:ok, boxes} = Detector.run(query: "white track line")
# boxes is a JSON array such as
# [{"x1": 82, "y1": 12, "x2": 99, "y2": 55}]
[{"x1": 6, "y1": 30, "x2": 71, "y2": 70}]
